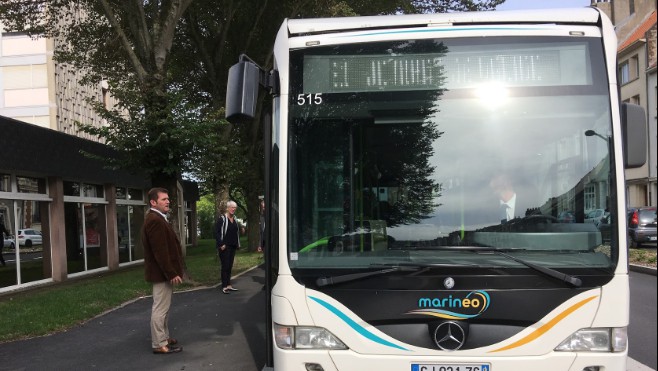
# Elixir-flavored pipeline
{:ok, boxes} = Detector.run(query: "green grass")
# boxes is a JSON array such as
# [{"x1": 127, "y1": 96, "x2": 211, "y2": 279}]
[
  {"x1": 0, "y1": 239, "x2": 263, "y2": 343},
  {"x1": 629, "y1": 248, "x2": 658, "y2": 267}
]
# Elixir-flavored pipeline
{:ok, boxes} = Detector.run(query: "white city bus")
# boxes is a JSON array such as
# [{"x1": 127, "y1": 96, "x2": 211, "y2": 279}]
[{"x1": 226, "y1": 7, "x2": 647, "y2": 371}]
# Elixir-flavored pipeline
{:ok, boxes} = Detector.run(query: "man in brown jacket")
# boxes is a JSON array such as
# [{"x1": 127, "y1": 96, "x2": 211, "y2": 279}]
[{"x1": 142, "y1": 187, "x2": 186, "y2": 354}]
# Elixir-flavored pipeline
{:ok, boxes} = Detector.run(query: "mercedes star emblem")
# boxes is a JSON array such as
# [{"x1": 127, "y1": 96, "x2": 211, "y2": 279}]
[
  {"x1": 434, "y1": 321, "x2": 466, "y2": 351},
  {"x1": 443, "y1": 277, "x2": 455, "y2": 289}
]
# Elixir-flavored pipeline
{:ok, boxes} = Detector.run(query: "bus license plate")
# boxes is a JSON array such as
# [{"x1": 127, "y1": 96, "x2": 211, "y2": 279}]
[{"x1": 411, "y1": 364, "x2": 490, "y2": 371}]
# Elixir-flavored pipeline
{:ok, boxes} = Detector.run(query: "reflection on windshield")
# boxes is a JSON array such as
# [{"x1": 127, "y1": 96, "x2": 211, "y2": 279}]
[{"x1": 287, "y1": 36, "x2": 616, "y2": 271}]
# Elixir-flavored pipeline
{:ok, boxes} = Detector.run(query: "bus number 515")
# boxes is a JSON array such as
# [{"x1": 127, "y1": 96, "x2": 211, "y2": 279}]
[{"x1": 296, "y1": 93, "x2": 323, "y2": 105}]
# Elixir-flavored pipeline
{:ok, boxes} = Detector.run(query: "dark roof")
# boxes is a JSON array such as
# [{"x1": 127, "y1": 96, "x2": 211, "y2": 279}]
[
  {"x1": 0, "y1": 115, "x2": 149, "y2": 187},
  {"x1": 618, "y1": 11, "x2": 656, "y2": 53}
]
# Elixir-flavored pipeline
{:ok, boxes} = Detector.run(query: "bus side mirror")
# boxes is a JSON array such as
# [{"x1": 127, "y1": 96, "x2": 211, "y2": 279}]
[
  {"x1": 226, "y1": 61, "x2": 261, "y2": 124},
  {"x1": 621, "y1": 102, "x2": 646, "y2": 169}
]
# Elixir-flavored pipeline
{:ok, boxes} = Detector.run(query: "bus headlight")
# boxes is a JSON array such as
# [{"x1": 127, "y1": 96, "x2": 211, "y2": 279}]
[
  {"x1": 274, "y1": 323, "x2": 348, "y2": 350},
  {"x1": 555, "y1": 327, "x2": 627, "y2": 352}
]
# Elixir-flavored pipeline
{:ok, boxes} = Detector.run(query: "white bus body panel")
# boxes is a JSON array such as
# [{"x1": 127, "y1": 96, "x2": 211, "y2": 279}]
[
  {"x1": 286, "y1": 8, "x2": 600, "y2": 35},
  {"x1": 270, "y1": 273, "x2": 629, "y2": 370},
  {"x1": 269, "y1": 7, "x2": 629, "y2": 371}
]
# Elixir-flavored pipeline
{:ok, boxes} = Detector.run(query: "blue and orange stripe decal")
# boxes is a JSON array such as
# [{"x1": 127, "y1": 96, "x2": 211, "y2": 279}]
[
  {"x1": 489, "y1": 295, "x2": 598, "y2": 353},
  {"x1": 309, "y1": 296, "x2": 409, "y2": 351}
]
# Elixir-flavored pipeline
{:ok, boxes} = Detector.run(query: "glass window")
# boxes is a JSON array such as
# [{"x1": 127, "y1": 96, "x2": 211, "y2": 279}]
[
  {"x1": 117, "y1": 205, "x2": 145, "y2": 263},
  {"x1": 116, "y1": 187, "x2": 126, "y2": 200},
  {"x1": 17, "y1": 176, "x2": 46, "y2": 194},
  {"x1": 287, "y1": 36, "x2": 617, "y2": 282},
  {"x1": 584, "y1": 184, "x2": 596, "y2": 211},
  {"x1": 83, "y1": 183, "x2": 104, "y2": 198},
  {"x1": 65, "y1": 203, "x2": 107, "y2": 274},
  {"x1": 0, "y1": 174, "x2": 10, "y2": 192},
  {"x1": 1, "y1": 65, "x2": 47, "y2": 89},
  {"x1": 619, "y1": 55, "x2": 639, "y2": 85},
  {"x1": 12, "y1": 115, "x2": 51, "y2": 127},
  {"x1": 630, "y1": 55, "x2": 639, "y2": 80},
  {"x1": 128, "y1": 188, "x2": 143, "y2": 201},
  {"x1": 619, "y1": 61, "x2": 630, "y2": 84},
  {"x1": 0, "y1": 198, "x2": 51, "y2": 290},
  {"x1": 0, "y1": 34, "x2": 47, "y2": 56},
  {"x1": 64, "y1": 181, "x2": 81, "y2": 196}
]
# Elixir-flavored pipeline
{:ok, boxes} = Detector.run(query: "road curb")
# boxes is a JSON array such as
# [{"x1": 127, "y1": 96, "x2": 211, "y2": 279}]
[{"x1": 629, "y1": 264, "x2": 657, "y2": 276}]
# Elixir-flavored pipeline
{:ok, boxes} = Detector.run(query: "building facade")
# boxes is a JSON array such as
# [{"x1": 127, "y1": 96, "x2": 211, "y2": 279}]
[
  {"x1": 0, "y1": 23, "x2": 113, "y2": 140},
  {"x1": 593, "y1": 0, "x2": 658, "y2": 207},
  {"x1": 0, "y1": 25, "x2": 198, "y2": 293}
]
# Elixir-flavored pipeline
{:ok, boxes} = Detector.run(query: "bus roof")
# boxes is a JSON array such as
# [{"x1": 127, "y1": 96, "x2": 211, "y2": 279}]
[{"x1": 286, "y1": 7, "x2": 601, "y2": 36}]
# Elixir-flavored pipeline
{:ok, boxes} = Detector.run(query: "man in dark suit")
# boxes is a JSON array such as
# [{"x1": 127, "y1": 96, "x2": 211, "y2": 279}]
[
  {"x1": 488, "y1": 172, "x2": 540, "y2": 225},
  {"x1": 489, "y1": 173, "x2": 517, "y2": 223},
  {"x1": 142, "y1": 187, "x2": 186, "y2": 354}
]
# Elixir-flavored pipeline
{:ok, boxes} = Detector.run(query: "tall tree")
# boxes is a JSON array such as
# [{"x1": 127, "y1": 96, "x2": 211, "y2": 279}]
[
  {"x1": 1, "y1": 0, "x2": 505, "y2": 249},
  {"x1": 173, "y1": 0, "x2": 504, "y2": 249}
]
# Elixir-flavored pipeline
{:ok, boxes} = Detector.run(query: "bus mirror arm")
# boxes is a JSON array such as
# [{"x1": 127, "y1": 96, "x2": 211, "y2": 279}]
[
  {"x1": 226, "y1": 54, "x2": 279, "y2": 124},
  {"x1": 238, "y1": 54, "x2": 279, "y2": 94}
]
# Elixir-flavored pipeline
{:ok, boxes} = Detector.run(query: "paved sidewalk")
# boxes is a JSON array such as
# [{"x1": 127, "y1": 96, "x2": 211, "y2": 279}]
[{"x1": 0, "y1": 266, "x2": 268, "y2": 371}]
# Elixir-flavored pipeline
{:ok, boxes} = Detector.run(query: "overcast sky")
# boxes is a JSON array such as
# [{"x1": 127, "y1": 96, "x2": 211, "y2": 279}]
[{"x1": 496, "y1": 0, "x2": 591, "y2": 11}]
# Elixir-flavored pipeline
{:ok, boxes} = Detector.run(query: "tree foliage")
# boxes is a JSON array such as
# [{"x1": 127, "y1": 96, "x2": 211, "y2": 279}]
[
  {"x1": 0, "y1": 0, "x2": 504, "y2": 248},
  {"x1": 196, "y1": 194, "x2": 217, "y2": 239}
]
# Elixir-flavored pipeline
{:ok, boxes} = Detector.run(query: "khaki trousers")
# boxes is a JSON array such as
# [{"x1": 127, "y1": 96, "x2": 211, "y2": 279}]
[{"x1": 151, "y1": 281, "x2": 173, "y2": 348}]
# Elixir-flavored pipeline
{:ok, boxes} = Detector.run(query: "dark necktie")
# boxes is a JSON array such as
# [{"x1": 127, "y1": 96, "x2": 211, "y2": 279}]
[{"x1": 500, "y1": 203, "x2": 510, "y2": 224}]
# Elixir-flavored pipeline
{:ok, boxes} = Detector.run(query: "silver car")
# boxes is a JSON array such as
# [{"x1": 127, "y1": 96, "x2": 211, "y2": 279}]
[
  {"x1": 17, "y1": 229, "x2": 43, "y2": 247},
  {"x1": 3, "y1": 235, "x2": 15, "y2": 249},
  {"x1": 584, "y1": 209, "x2": 607, "y2": 226},
  {"x1": 627, "y1": 207, "x2": 657, "y2": 248}
]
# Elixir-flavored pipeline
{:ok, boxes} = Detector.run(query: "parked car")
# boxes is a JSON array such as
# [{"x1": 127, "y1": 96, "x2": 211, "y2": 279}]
[
  {"x1": 17, "y1": 229, "x2": 43, "y2": 247},
  {"x1": 557, "y1": 211, "x2": 575, "y2": 223},
  {"x1": 3, "y1": 235, "x2": 15, "y2": 249},
  {"x1": 584, "y1": 209, "x2": 606, "y2": 225},
  {"x1": 627, "y1": 207, "x2": 657, "y2": 248}
]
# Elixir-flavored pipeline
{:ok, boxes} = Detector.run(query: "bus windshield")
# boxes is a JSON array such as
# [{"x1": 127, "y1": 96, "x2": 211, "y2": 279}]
[{"x1": 287, "y1": 35, "x2": 617, "y2": 274}]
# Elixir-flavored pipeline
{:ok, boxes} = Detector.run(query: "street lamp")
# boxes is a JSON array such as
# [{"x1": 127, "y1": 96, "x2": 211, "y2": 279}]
[
  {"x1": 585, "y1": 129, "x2": 608, "y2": 142},
  {"x1": 584, "y1": 129, "x2": 611, "y2": 218}
]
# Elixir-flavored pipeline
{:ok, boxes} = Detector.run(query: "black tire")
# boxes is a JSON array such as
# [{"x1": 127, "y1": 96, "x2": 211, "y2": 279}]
[
  {"x1": 629, "y1": 235, "x2": 638, "y2": 249},
  {"x1": 25, "y1": 239, "x2": 33, "y2": 248}
]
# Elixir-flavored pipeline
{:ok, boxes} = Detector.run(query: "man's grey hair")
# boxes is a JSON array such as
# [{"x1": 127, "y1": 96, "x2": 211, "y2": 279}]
[{"x1": 227, "y1": 200, "x2": 237, "y2": 208}]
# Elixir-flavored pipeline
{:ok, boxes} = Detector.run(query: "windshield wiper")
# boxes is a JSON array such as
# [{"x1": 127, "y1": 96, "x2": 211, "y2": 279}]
[
  {"x1": 316, "y1": 264, "x2": 422, "y2": 287},
  {"x1": 315, "y1": 262, "x2": 478, "y2": 287},
  {"x1": 466, "y1": 247, "x2": 582, "y2": 287}
]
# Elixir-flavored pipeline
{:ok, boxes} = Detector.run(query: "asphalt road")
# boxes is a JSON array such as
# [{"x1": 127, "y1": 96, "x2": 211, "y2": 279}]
[
  {"x1": 0, "y1": 265, "x2": 654, "y2": 371},
  {"x1": 0, "y1": 266, "x2": 268, "y2": 371},
  {"x1": 629, "y1": 270, "x2": 657, "y2": 370}
]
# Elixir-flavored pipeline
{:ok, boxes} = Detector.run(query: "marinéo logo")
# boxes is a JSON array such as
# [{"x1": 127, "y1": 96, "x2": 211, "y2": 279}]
[{"x1": 406, "y1": 290, "x2": 490, "y2": 320}]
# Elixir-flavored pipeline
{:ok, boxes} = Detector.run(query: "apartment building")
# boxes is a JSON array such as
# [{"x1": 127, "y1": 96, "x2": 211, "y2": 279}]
[
  {"x1": 0, "y1": 23, "x2": 111, "y2": 140},
  {"x1": 593, "y1": 0, "x2": 657, "y2": 207},
  {"x1": 0, "y1": 23, "x2": 198, "y2": 293}
]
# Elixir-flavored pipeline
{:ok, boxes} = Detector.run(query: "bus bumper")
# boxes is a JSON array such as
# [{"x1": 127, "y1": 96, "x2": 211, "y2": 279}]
[{"x1": 272, "y1": 349, "x2": 628, "y2": 371}]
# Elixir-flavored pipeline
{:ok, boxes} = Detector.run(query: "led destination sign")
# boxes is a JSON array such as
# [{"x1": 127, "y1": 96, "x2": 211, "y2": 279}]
[{"x1": 302, "y1": 45, "x2": 589, "y2": 94}]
